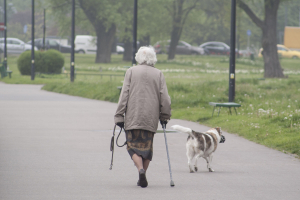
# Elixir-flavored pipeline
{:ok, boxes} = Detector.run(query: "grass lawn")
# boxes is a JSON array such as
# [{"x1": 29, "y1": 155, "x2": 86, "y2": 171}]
[{"x1": 1, "y1": 53, "x2": 300, "y2": 157}]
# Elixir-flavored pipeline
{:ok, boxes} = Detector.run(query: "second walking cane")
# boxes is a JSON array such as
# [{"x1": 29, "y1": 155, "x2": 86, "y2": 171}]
[{"x1": 162, "y1": 123, "x2": 175, "y2": 187}]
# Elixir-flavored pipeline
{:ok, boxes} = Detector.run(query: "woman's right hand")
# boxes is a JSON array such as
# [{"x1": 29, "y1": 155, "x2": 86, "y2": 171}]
[
  {"x1": 116, "y1": 122, "x2": 124, "y2": 128},
  {"x1": 160, "y1": 119, "x2": 168, "y2": 128}
]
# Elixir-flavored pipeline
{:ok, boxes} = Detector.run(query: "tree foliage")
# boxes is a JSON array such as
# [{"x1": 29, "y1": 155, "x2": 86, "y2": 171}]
[
  {"x1": 181, "y1": 0, "x2": 232, "y2": 45},
  {"x1": 163, "y1": 0, "x2": 202, "y2": 59},
  {"x1": 238, "y1": 0, "x2": 286, "y2": 78},
  {"x1": 8, "y1": 0, "x2": 300, "y2": 67}
]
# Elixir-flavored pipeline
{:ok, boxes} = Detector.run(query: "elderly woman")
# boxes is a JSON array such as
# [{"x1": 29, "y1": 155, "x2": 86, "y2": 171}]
[{"x1": 114, "y1": 46, "x2": 171, "y2": 188}]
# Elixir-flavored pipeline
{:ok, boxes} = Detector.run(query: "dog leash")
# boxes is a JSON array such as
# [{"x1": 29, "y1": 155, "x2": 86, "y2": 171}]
[{"x1": 109, "y1": 125, "x2": 127, "y2": 170}]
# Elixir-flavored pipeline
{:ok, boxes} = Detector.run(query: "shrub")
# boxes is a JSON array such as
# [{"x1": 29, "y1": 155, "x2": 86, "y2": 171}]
[
  {"x1": 17, "y1": 51, "x2": 46, "y2": 75},
  {"x1": 43, "y1": 49, "x2": 64, "y2": 73},
  {"x1": 17, "y1": 49, "x2": 64, "y2": 75}
]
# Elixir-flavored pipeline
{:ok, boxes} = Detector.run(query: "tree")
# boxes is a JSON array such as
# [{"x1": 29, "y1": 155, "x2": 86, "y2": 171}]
[
  {"x1": 122, "y1": 28, "x2": 133, "y2": 61},
  {"x1": 47, "y1": 0, "x2": 96, "y2": 46},
  {"x1": 78, "y1": 0, "x2": 124, "y2": 63},
  {"x1": 238, "y1": 0, "x2": 285, "y2": 78},
  {"x1": 115, "y1": 3, "x2": 133, "y2": 62},
  {"x1": 137, "y1": 0, "x2": 172, "y2": 47},
  {"x1": 117, "y1": 0, "x2": 171, "y2": 61},
  {"x1": 49, "y1": 0, "x2": 124, "y2": 63},
  {"x1": 181, "y1": 0, "x2": 232, "y2": 45},
  {"x1": 165, "y1": 0, "x2": 201, "y2": 60}
]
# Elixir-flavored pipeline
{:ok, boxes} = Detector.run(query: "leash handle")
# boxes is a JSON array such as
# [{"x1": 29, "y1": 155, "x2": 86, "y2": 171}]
[
  {"x1": 109, "y1": 125, "x2": 117, "y2": 170},
  {"x1": 109, "y1": 136, "x2": 114, "y2": 170},
  {"x1": 116, "y1": 127, "x2": 127, "y2": 147},
  {"x1": 109, "y1": 125, "x2": 127, "y2": 170}
]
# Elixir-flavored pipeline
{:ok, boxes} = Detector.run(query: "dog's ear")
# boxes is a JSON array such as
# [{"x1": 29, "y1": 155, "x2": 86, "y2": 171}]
[{"x1": 215, "y1": 127, "x2": 221, "y2": 135}]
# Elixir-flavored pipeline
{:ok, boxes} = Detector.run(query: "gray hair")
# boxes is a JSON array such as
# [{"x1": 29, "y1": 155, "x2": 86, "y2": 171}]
[{"x1": 135, "y1": 46, "x2": 157, "y2": 66}]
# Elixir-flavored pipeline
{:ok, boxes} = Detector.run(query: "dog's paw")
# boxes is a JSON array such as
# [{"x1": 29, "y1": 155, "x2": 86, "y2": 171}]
[
  {"x1": 209, "y1": 168, "x2": 214, "y2": 172},
  {"x1": 194, "y1": 167, "x2": 198, "y2": 172}
]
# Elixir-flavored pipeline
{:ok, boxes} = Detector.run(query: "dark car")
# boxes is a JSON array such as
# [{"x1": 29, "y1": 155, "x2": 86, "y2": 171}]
[
  {"x1": 199, "y1": 41, "x2": 231, "y2": 55},
  {"x1": 154, "y1": 40, "x2": 204, "y2": 55},
  {"x1": 27, "y1": 38, "x2": 73, "y2": 53}
]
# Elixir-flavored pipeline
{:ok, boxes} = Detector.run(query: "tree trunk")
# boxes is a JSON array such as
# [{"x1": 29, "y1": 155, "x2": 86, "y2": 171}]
[
  {"x1": 95, "y1": 24, "x2": 116, "y2": 63},
  {"x1": 123, "y1": 37, "x2": 132, "y2": 61},
  {"x1": 262, "y1": 1, "x2": 284, "y2": 78},
  {"x1": 78, "y1": 0, "x2": 116, "y2": 63},
  {"x1": 168, "y1": 0, "x2": 184, "y2": 60},
  {"x1": 238, "y1": 0, "x2": 284, "y2": 78},
  {"x1": 167, "y1": 0, "x2": 196, "y2": 60},
  {"x1": 168, "y1": 26, "x2": 182, "y2": 60}
]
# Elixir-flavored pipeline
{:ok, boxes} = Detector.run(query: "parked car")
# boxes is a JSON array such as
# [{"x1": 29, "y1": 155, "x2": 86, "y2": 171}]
[
  {"x1": 116, "y1": 45, "x2": 124, "y2": 54},
  {"x1": 0, "y1": 38, "x2": 37, "y2": 54},
  {"x1": 27, "y1": 38, "x2": 73, "y2": 53},
  {"x1": 258, "y1": 44, "x2": 300, "y2": 59},
  {"x1": 199, "y1": 41, "x2": 242, "y2": 56},
  {"x1": 239, "y1": 49, "x2": 252, "y2": 57},
  {"x1": 75, "y1": 35, "x2": 124, "y2": 54},
  {"x1": 74, "y1": 35, "x2": 96, "y2": 54},
  {"x1": 154, "y1": 40, "x2": 205, "y2": 55},
  {"x1": 199, "y1": 41, "x2": 231, "y2": 55}
]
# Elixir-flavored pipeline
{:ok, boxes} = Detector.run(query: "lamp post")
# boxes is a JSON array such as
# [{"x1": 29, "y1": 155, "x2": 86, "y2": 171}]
[
  {"x1": 229, "y1": 0, "x2": 236, "y2": 102},
  {"x1": 132, "y1": 0, "x2": 138, "y2": 65},
  {"x1": 31, "y1": 0, "x2": 35, "y2": 81},
  {"x1": 4, "y1": 0, "x2": 7, "y2": 70},
  {"x1": 43, "y1": 8, "x2": 46, "y2": 50},
  {"x1": 70, "y1": 0, "x2": 75, "y2": 82}
]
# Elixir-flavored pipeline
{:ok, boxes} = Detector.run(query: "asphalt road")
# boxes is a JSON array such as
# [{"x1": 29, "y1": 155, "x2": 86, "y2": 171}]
[{"x1": 0, "y1": 83, "x2": 299, "y2": 200}]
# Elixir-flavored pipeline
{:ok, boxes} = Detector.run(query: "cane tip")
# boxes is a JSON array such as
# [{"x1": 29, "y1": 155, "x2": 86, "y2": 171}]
[{"x1": 170, "y1": 180, "x2": 175, "y2": 187}]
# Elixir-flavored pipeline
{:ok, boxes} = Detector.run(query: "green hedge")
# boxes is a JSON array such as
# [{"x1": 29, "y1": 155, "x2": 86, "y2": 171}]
[{"x1": 17, "y1": 50, "x2": 64, "y2": 75}]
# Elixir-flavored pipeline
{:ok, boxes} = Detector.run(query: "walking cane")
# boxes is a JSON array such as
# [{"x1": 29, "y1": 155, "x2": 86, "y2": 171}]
[{"x1": 162, "y1": 123, "x2": 175, "y2": 187}]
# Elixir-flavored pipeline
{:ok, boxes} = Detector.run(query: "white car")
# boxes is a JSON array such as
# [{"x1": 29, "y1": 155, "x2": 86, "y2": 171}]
[
  {"x1": 116, "y1": 45, "x2": 124, "y2": 54},
  {"x1": 75, "y1": 35, "x2": 124, "y2": 54},
  {"x1": 75, "y1": 35, "x2": 96, "y2": 54},
  {"x1": 0, "y1": 38, "x2": 37, "y2": 54}
]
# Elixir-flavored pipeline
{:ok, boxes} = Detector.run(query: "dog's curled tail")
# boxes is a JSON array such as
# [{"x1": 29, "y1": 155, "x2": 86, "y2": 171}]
[{"x1": 171, "y1": 125, "x2": 194, "y2": 137}]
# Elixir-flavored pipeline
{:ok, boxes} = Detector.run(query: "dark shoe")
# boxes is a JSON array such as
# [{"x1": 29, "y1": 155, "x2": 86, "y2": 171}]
[{"x1": 139, "y1": 169, "x2": 148, "y2": 188}]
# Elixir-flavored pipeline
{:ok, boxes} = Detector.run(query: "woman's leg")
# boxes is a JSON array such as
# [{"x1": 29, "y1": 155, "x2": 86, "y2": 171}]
[
  {"x1": 132, "y1": 154, "x2": 148, "y2": 187},
  {"x1": 132, "y1": 154, "x2": 151, "y2": 171},
  {"x1": 132, "y1": 153, "x2": 143, "y2": 171},
  {"x1": 143, "y1": 159, "x2": 151, "y2": 171}
]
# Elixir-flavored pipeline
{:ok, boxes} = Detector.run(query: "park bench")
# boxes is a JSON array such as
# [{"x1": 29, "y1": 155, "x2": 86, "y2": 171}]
[
  {"x1": 0, "y1": 64, "x2": 12, "y2": 79},
  {"x1": 6, "y1": 71, "x2": 12, "y2": 78},
  {"x1": 209, "y1": 102, "x2": 241, "y2": 117}
]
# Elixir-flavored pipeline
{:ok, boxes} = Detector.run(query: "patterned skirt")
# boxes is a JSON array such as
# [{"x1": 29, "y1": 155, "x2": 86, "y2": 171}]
[{"x1": 125, "y1": 129, "x2": 155, "y2": 161}]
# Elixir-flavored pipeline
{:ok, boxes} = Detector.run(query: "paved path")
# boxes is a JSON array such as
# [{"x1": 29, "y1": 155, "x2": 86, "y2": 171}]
[{"x1": 0, "y1": 83, "x2": 300, "y2": 200}]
